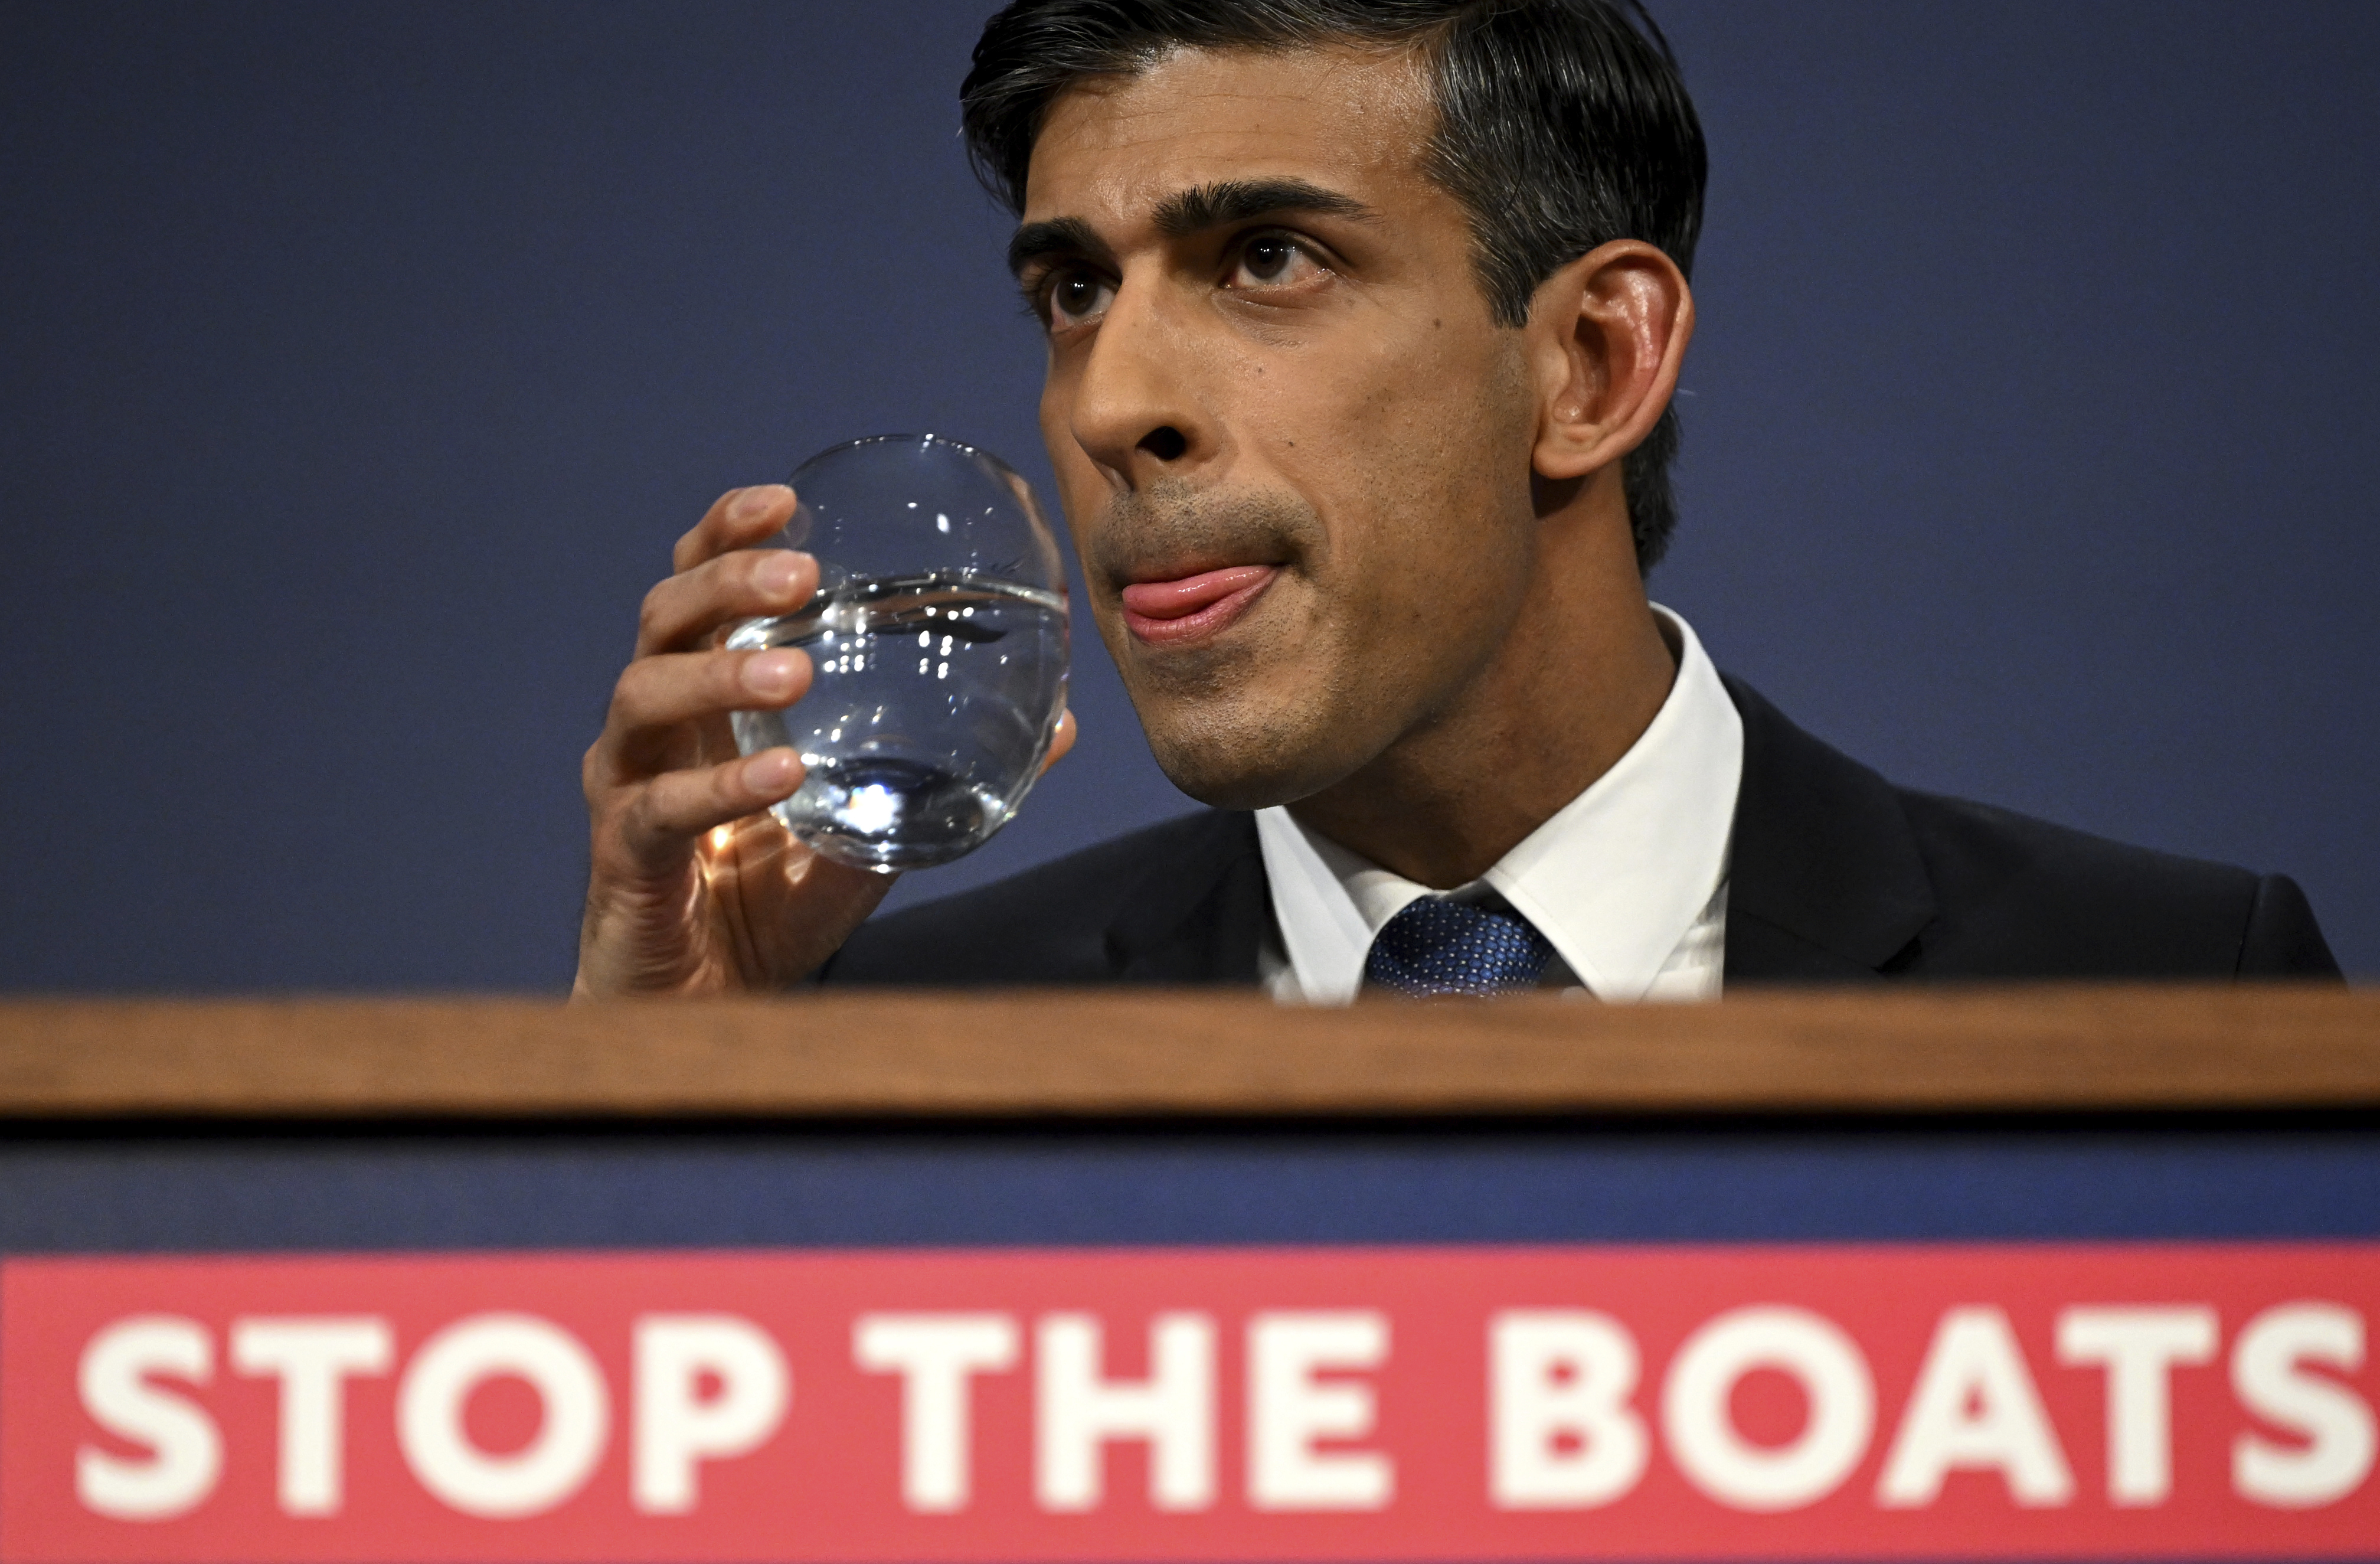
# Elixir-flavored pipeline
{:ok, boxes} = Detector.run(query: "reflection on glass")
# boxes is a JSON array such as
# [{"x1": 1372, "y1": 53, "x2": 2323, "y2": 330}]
[{"x1": 727, "y1": 435, "x2": 1068, "y2": 871}]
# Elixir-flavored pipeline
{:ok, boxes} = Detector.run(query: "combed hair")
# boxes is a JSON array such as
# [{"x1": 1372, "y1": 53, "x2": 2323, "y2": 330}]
[{"x1": 960, "y1": 0, "x2": 1707, "y2": 571}]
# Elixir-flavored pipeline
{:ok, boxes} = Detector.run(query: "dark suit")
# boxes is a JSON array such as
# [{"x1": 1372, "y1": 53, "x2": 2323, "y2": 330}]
[{"x1": 823, "y1": 677, "x2": 2339, "y2": 985}]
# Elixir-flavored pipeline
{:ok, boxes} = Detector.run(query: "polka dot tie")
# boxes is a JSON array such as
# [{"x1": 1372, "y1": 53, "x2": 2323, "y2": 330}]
[{"x1": 1362, "y1": 896, "x2": 1554, "y2": 997}]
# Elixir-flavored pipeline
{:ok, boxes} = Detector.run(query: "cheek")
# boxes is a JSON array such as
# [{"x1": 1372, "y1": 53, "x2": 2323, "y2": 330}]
[
  {"x1": 1272, "y1": 318, "x2": 1526, "y2": 495},
  {"x1": 1037, "y1": 370, "x2": 1078, "y2": 469},
  {"x1": 1323, "y1": 358, "x2": 1540, "y2": 664}
]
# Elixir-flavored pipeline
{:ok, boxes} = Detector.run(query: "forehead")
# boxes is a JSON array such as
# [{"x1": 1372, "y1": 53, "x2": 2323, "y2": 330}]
[{"x1": 1022, "y1": 44, "x2": 1438, "y2": 225}]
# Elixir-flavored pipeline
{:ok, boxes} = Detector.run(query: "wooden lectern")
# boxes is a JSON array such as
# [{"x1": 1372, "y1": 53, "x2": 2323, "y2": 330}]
[
  {"x1": 1, "y1": 988, "x2": 2374, "y2": 1563},
  {"x1": 4, "y1": 986, "x2": 2376, "y2": 1116}
]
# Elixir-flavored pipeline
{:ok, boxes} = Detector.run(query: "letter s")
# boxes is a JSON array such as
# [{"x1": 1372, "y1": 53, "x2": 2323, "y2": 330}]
[
  {"x1": 2232, "y1": 1302, "x2": 2375, "y2": 1508},
  {"x1": 77, "y1": 1316, "x2": 223, "y2": 1521}
]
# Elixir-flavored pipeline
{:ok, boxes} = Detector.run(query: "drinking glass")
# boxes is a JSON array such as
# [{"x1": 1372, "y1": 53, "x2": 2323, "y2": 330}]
[{"x1": 725, "y1": 434, "x2": 1069, "y2": 870}]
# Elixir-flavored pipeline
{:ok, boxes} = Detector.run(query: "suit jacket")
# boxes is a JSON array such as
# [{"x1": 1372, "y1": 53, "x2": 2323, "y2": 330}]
[{"x1": 822, "y1": 677, "x2": 2339, "y2": 986}]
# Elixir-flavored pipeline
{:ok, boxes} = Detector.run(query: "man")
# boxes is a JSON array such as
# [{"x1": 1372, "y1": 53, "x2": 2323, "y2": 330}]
[{"x1": 574, "y1": 0, "x2": 2336, "y2": 1001}]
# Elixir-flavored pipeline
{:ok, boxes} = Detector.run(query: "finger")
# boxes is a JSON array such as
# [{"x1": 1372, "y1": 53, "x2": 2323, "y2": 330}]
[
  {"x1": 616, "y1": 747, "x2": 806, "y2": 866},
  {"x1": 672, "y1": 484, "x2": 796, "y2": 575},
  {"x1": 596, "y1": 647, "x2": 812, "y2": 778},
  {"x1": 637, "y1": 546, "x2": 818, "y2": 656},
  {"x1": 1040, "y1": 706, "x2": 1077, "y2": 774}
]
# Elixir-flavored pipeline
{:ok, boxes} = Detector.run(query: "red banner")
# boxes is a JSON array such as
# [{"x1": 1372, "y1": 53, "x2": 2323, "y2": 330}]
[{"x1": 3, "y1": 1245, "x2": 2375, "y2": 1561}]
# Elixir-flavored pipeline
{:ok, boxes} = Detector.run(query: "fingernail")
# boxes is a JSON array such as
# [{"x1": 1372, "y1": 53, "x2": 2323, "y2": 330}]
[
  {"x1": 761, "y1": 550, "x2": 810, "y2": 596},
  {"x1": 744, "y1": 649, "x2": 803, "y2": 698},
  {"x1": 744, "y1": 749, "x2": 799, "y2": 792},
  {"x1": 730, "y1": 484, "x2": 788, "y2": 523}
]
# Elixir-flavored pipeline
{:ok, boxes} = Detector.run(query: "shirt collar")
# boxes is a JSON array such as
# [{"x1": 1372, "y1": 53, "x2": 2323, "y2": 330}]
[{"x1": 1254, "y1": 605, "x2": 1744, "y2": 1003}]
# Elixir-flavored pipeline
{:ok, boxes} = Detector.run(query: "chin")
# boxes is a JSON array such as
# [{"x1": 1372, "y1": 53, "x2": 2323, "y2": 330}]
[{"x1": 1139, "y1": 700, "x2": 1359, "y2": 813}]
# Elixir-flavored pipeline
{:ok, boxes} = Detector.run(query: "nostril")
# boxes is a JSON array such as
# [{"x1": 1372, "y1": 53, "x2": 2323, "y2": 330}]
[{"x1": 1139, "y1": 426, "x2": 1188, "y2": 462}]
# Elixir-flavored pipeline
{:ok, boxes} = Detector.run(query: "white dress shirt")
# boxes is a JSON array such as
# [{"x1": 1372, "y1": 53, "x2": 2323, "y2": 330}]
[{"x1": 1254, "y1": 606, "x2": 1742, "y2": 1004}]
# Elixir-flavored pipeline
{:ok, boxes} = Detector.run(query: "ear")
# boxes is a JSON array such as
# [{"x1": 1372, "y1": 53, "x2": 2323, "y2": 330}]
[{"x1": 1526, "y1": 239, "x2": 1694, "y2": 482}]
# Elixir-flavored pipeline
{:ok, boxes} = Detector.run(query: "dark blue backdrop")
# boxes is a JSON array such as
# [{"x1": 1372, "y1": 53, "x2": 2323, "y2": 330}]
[
  {"x1": 6, "y1": 1125, "x2": 2379, "y2": 1252},
  {"x1": 2, "y1": 1, "x2": 2374, "y2": 991}
]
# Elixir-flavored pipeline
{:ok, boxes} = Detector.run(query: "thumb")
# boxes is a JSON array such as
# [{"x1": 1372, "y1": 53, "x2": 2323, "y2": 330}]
[{"x1": 1039, "y1": 706, "x2": 1078, "y2": 774}]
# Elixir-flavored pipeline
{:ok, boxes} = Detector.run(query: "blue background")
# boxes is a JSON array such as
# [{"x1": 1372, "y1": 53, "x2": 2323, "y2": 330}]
[
  {"x1": 2, "y1": 1, "x2": 2375, "y2": 991},
  {"x1": 4, "y1": 1126, "x2": 2376, "y2": 1252}
]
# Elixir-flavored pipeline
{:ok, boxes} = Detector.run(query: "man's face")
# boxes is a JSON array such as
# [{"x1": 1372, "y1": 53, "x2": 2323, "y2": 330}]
[{"x1": 1017, "y1": 44, "x2": 1549, "y2": 809}]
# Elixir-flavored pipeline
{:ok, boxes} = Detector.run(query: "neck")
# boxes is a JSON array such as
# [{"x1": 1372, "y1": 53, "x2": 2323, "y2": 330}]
[{"x1": 1287, "y1": 467, "x2": 1676, "y2": 888}]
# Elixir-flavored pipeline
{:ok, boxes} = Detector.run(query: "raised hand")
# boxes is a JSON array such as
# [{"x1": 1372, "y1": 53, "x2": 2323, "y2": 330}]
[{"x1": 573, "y1": 485, "x2": 891, "y2": 997}]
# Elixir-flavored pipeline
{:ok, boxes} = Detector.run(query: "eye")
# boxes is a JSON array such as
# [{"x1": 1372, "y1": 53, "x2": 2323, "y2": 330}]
[
  {"x1": 1044, "y1": 268, "x2": 1114, "y2": 329},
  {"x1": 1228, "y1": 234, "x2": 1323, "y2": 291}
]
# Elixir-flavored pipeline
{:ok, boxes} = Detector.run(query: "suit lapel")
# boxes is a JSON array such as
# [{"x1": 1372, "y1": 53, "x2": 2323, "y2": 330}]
[
  {"x1": 1104, "y1": 809, "x2": 1270, "y2": 984},
  {"x1": 1721, "y1": 677, "x2": 1938, "y2": 982}
]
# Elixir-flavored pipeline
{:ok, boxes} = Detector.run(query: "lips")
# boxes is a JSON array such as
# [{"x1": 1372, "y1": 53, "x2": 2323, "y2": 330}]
[{"x1": 1118, "y1": 565, "x2": 1277, "y2": 644}]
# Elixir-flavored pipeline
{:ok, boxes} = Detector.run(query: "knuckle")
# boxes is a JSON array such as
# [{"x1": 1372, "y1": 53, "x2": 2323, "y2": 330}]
[
  {"x1": 612, "y1": 788, "x2": 657, "y2": 851},
  {"x1": 714, "y1": 648, "x2": 759, "y2": 703},
  {"x1": 609, "y1": 659, "x2": 655, "y2": 723}
]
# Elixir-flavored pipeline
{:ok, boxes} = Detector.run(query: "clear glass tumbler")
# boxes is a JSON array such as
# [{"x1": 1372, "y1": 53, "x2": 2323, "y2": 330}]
[{"x1": 725, "y1": 434, "x2": 1069, "y2": 871}]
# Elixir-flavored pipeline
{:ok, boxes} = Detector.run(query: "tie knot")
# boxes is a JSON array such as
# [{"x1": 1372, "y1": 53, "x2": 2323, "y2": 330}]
[{"x1": 1362, "y1": 896, "x2": 1552, "y2": 997}]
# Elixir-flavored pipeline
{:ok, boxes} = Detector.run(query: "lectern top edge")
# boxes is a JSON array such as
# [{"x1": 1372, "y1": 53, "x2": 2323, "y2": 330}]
[{"x1": 0, "y1": 985, "x2": 2370, "y2": 1119}]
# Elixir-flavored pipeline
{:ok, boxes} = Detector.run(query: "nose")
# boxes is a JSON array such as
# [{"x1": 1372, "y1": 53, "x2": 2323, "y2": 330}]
[{"x1": 1065, "y1": 273, "x2": 1214, "y2": 490}]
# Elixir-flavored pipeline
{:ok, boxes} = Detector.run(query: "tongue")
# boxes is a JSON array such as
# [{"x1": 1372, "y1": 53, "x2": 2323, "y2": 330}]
[{"x1": 1120, "y1": 565, "x2": 1274, "y2": 620}]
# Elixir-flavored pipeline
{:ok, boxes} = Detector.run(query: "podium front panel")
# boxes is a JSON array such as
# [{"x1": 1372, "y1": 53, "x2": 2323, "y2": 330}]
[{"x1": 1, "y1": 993, "x2": 2374, "y2": 1563}]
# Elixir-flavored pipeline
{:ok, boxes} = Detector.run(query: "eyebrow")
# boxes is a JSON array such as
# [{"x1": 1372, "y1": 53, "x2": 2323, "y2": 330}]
[
  {"x1": 1006, "y1": 216, "x2": 1108, "y2": 279},
  {"x1": 1152, "y1": 178, "x2": 1376, "y2": 237},
  {"x1": 1005, "y1": 178, "x2": 1377, "y2": 278}
]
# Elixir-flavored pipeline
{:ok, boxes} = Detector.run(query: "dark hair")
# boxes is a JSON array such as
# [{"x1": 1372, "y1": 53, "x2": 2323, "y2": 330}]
[{"x1": 960, "y1": 0, "x2": 1706, "y2": 572}]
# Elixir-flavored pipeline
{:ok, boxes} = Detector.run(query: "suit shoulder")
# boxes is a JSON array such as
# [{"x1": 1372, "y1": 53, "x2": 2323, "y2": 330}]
[
  {"x1": 822, "y1": 810, "x2": 1248, "y2": 985},
  {"x1": 1900, "y1": 788, "x2": 2254, "y2": 899},
  {"x1": 1893, "y1": 789, "x2": 2336, "y2": 978}
]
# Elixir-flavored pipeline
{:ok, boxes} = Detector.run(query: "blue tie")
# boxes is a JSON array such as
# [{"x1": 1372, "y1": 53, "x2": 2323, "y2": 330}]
[{"x1": 1362, "y1": 896, "x2": 1554, "y2": 997}]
